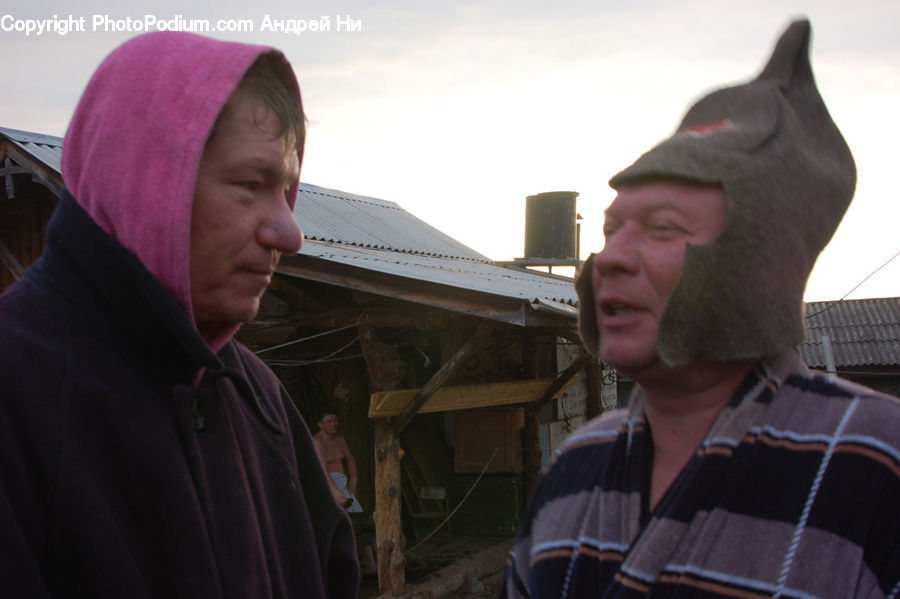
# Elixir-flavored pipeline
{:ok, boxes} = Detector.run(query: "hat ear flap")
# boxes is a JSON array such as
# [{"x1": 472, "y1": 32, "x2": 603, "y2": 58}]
[{"x1": 574, "y1": 255, "x2": 600, "y2": 358}]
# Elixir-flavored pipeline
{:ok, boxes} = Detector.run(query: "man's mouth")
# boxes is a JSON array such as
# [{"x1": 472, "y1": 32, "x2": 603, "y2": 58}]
[
  {"x1": 243, "y1": 267, "x2": 274, "y2": 278},
  {"x1": 601, "y1": 302, "x2": 638, "y2": 317}
]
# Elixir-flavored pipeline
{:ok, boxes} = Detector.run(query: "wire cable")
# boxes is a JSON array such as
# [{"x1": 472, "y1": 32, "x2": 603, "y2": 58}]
[
  {"x1": 405, "y1": 447, "x2": 500, "y2": 555},
  {"x1": 253, "y1": 323, "x2": 360, "y2": 355},
  {"x1": 806, "y1": 250, "x2": 899, "y2": 320}
]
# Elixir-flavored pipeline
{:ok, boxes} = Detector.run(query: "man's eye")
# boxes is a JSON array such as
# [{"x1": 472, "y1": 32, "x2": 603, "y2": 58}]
[
  {"x1": 240, "y1": 181, "x2": 261, "y2": 192},
  {"x1": 649, "y1": 221, "x2": 679, "y2": 234}
]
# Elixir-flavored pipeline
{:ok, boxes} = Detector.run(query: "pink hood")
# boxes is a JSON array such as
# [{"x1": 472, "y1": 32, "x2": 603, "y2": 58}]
[{"x1": 62, "y1": 31, "x2": 302, "y2": 353}]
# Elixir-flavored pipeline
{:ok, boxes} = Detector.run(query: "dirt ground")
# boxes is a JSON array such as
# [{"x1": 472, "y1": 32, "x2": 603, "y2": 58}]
[
  {"x1": 452, "y1": 571, "x2": 502, "y2": 598},
  {"x1": 360, "y1": 571, "x2": 501, "y2": 599},
  {"x1": 360, "y1": 535, "x2": 511, "y2": 599}
]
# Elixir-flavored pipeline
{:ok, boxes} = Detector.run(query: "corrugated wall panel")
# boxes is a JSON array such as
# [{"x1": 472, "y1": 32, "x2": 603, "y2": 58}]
[{"x1": 803, "y1": 298, "x2": 900, "y2": 367}]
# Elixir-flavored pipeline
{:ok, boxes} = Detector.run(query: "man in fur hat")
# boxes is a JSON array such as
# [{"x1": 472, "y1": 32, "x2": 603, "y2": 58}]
[{"x1": 501, "y1": 19, "x2": 900, "y2": 598}]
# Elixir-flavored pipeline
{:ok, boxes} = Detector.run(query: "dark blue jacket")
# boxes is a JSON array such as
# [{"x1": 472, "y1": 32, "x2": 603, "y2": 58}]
[{"x1": 0, "y1": 192, "x2": 359, "y2": 598}]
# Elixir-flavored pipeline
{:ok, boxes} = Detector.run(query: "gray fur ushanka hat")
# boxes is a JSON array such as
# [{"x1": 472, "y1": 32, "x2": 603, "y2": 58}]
[{"x1": 576, "y1": 19, "x2": 856, "y2": 366}]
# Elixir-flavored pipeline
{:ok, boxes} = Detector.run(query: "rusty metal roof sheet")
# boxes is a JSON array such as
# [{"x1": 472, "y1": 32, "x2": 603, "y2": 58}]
[{"x1": 802, "y1": 297, "x2": 900, "y2": 368}]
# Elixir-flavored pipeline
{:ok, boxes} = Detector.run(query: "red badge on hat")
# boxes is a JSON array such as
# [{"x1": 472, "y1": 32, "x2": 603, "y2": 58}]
[{"x1": 683, "y1": 120, "x2": 734, "y2": 137}]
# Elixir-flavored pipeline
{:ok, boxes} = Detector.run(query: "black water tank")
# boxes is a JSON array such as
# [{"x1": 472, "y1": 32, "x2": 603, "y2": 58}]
[{"x1": 524, "y1": 191, "x2": 578, "y2": 259}]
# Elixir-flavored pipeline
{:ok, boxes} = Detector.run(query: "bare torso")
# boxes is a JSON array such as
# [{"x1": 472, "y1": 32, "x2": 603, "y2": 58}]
[{"x1": 313, "y1": 432, "x2": 349, "y2": 475}]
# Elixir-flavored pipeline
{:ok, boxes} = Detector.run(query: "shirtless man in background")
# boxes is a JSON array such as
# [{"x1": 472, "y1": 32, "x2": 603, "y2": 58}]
[
  {"x1": 313, "y1": 409, "x2": 377, "y2": 575},
  {"x1": 312, "y1": 410, "x2": 359, "y2": 510}
]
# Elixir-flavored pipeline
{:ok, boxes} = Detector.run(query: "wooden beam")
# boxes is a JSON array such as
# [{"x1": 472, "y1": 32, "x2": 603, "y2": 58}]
[
  {"x1": 374, "y1": 539, "x2": 514, "y2": 599},
  {"x1": 393, "y1": 319, "x2": 494, "y2": 433},
  {"x1": 532, "y1": 354, "x2": 592, "y2": 413},
  {"x1": 553, "y1": 328, "x2": 583, "y2": 348},
  {"x1": 3, "y1": 156, "x2": 18, "y2": 199},
  {"x1": 271, "y1": 305, "x2": 450, "y2": 330},
  {"x1": 0, "y1": 239, "x2": 24, "y2": 281},
  {"x1": 0, "y1": 165, "x2": 29, "y2": 176},
  {"x1": 368, "y1": 378, "x2": 567, "y2": 418},
  {"x1": 2, "y1": 146, "x2": 63, "y2": 196},
  {"x1": 278, "y1": 258, "x2": 532, "y2": 325}
]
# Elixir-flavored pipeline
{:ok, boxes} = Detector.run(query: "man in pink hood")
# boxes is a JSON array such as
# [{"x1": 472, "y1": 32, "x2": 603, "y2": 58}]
[{"x1": 0, "y1": 32, "x2": 358, "y2": 598}]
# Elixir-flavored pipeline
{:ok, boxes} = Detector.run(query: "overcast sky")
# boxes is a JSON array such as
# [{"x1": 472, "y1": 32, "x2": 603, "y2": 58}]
[{"x1": 2, "y1": 0, "x2": 898, "y2": 300}]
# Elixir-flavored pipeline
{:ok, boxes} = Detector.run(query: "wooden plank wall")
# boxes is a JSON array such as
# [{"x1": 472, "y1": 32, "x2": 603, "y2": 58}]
[{"x1": 0, "y1": 180, "x2": 57, "y2": 292}]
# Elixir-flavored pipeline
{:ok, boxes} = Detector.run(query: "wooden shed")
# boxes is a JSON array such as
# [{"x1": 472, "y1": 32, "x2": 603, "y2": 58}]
[
  {"x1": 0, "y1": 128, "x2": 61, "y2": 290},
  {"x1": 235, "y1": 182, "x2": 603, "y2": 594},
  {"x1": 0, "y1": 127, "x2": 604, "y2": 595}
]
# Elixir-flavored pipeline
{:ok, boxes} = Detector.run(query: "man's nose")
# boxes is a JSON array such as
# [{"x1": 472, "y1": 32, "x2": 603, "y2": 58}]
[
  {"x1": 260, "y1": 199, "x2": 303, "y2": 255},
  {"x1": 592, "y1": 224, "x2": 640, "y2": 276}
]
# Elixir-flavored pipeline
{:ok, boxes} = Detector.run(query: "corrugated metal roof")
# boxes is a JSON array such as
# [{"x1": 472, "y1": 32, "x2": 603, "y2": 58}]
[
  {"x1": 1, "y1": 126, "x2": 579, "y2": 313},
  {"x1": 0, "y1": 127, "x2": 63, "y2": 174},
  {"x1": 802, "y1": 297, "x2": 900, "y2": 368},
  {"x1": 295, "y1": 183, "x2": 489, "y2": 261},
  {"x1": 294, "y1": 183, "x2": 578, "y2": 310},
  {"x1": 298, "y1": 239, "x2": 578, "y2": 310}
]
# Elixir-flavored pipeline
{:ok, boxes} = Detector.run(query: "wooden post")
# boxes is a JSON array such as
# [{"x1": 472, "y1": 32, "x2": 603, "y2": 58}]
[
  {"x1": 359, "y1": 314, "x2": 409, "y2": 594},
  {"x1": 585, "y1": 358, "x2": 603, "y2": 419},
  {"x1": 522, "y1": 405, "x2": 541, "y2": 498},
  {"x1": 521, "y1": 329, "x2": 541, "y2": 500},
  {"x1": 373, "y1": 419, "x2": 406, "y2": 594},
  {"x1": 522, "y1": 345, "x2": 590, "y2": 497},
  {"x1": 364, "y1": 317, "x2": 496, "y2": 594}
]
